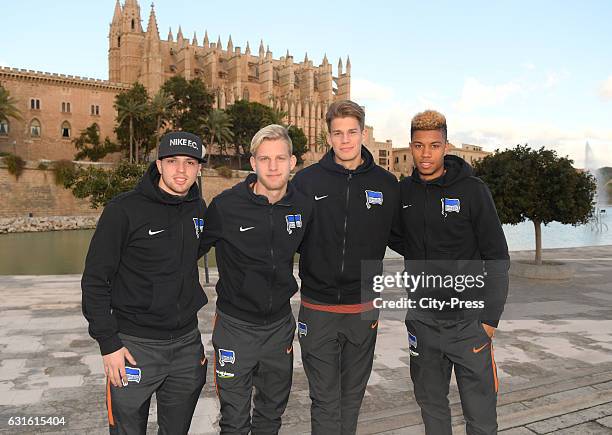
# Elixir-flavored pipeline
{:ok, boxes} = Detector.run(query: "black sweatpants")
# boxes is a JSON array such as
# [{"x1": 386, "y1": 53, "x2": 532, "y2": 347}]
[
  {"x1": 405, "y1": 317, "x2": 499, "y2": 435},
  {"x1": 106, "y1": 328, "x2": 207, "y2": 435},
  {"x1": 212, "y1": 310, "x2": 295, "y2": 435},
  {"x1": 298, "y1": 303, "x2": 379, "y2": 435}
]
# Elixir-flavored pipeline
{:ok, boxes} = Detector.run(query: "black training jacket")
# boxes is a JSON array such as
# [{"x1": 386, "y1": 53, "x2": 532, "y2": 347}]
[
  {"x1": 199, "y1": 173, "x2": 312, "y2": 324},
  {"x1": 395, "y1": 155, "x2": 510, "y2": 327},
  {"x1": 292, "y1": 147, "x2": 400, "y2": 304},
  {"x1": 82, "y1": 163, "x2": 208, "y2": 355}
]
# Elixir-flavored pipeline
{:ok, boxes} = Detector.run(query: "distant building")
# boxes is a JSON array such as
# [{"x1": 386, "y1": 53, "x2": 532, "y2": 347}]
[{"x1": 363, "y1": 125, "x2": 393, "y2": 172}]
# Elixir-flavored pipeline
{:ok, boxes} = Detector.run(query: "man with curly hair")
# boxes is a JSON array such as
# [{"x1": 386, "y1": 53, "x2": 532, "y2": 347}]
[{"x1": 395, "y1": 110, "x2": 509, "y2": 434}]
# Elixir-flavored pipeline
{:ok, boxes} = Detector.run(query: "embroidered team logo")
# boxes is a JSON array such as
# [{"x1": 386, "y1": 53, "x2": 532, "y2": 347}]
[
  {"x1": 298, "y1": 322, "x2": 308, "y2": 337},
  {"x1": 365, "y1": 190, "x2": 383, "y2": 209},
  {"x1": 408, "y1": 331, "x2": 419, "y2": 357},
  {"x1": 192, "y1": 217, "x2": 204, "y2": 238},
  {"x1": 285, "y1": 214, "x2": 303, "y2": 234},
  {"x1": 125, "y1": 366, "x2": 142, "y2": 383},
  {"x1": 441, "y1": 198, "x2": 460, "y2": 217},
  {"x1": 218, "y1": 349, "x2": 236, "y2": 366}
]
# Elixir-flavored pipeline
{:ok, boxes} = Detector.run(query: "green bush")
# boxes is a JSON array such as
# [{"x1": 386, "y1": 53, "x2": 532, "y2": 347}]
[
  {"x1": 3, "y1": 153, "x2": 26, "y2": 179},
  {"x1": 52, "y1": 159, "x2": 78, "y2": 187},
  {"x1": 215, "y1": 166, "x2": 233, "y2": 179}
]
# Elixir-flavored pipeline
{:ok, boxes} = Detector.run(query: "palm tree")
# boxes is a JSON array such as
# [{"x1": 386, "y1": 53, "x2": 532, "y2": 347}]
[
  {"x1": 149, "y1": 90, "x2": 174, "y2": 156},
  {"x1": 315, "y1": 130, "x2": 329, "y2": 153},
  {"x1": 116, "y1": 98, "x2": 146, "y2": 163},
  {"x1": 203, "y1": 110, "x2": 234, "y2": 168},
  {"x1": 265, "y1": 108, "x2": 287, "y2": 126},
  {"x1": 0, "y1": 86, "x2": 22, "y2": 124}
]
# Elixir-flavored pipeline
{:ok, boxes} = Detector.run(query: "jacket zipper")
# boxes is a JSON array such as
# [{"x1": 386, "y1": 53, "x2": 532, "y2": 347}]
[
  {"x1": 176, "y1": 205, "x2": 184, "y2": 328},
  {"x1": 339, "y1": 172, "x2": 352, "y2": 302},
  {"x1": 268, "y1": 206, "x2": 275, "y2": 322}
]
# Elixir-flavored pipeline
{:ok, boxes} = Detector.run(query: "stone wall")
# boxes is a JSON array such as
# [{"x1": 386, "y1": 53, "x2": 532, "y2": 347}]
[{"x1": 0, "y1": 161, "x2": 248, "y2": 228}]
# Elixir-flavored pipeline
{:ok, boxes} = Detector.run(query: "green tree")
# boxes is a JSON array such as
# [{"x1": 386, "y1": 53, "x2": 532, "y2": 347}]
[
  {"x1": 0, "y1": 85, "x2": 22, "y2": 124},
  {"x1": 149, "y1": 89, "x2": 174, "y2": 153},
  {"x1": 73, "y1": 123, "x2": 118, "y2": 161},
  {"x1": 474, "y1": 144, "x2": 597, "y2": 264},
  {"x1": 162, "y1": 76, "x2": 215, "y2": 136},
  {"x1": 288, "y1": 125, "x2": 308, "y2": 165},
  {"x1": 203, "y1": 109, "x2": 234, "y2": 168},
  {"x1": 264, "y1": 108, "x2": 287, "y2": 125},
  {"x1": 70, "y1": 162, "x2": 147, "y2": 209},
  {"x1": 226, "y1": 100, "x2": 275, "y2": 169},
  {"x1": 115, "y1": 83, "x2": 150, "y2": 163}
]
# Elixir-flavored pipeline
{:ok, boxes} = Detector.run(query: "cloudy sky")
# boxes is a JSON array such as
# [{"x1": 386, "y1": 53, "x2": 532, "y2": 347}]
[{"x1": 3, "y1": 0, "x2": 610, "y2": 168}]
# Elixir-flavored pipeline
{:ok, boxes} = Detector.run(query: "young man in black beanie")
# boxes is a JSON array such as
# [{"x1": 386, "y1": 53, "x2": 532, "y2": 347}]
[{"x1": 82, "y1": 131, "x2": 209, "y2": 434}]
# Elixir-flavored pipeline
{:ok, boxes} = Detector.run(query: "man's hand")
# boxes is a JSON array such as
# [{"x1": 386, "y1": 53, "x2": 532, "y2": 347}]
[
  {"x1": 103, "y1": 347, "x2": 137, "y2": 388},
  {"x1": 482, "y1": 323, "x2": 496, "y2": 339}
]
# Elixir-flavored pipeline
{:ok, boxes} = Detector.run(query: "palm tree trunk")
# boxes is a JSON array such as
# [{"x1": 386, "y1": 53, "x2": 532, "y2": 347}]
[
  {"x1": 207, "y1": 131, "x2": 215, "y2": 169},
  {"x1": 534, "y1": 220, "x2": 542, "y2": 265}
]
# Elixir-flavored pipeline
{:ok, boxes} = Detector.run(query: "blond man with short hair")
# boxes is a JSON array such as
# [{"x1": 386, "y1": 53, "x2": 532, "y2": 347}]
[{"x1": 199, "y1": 124, "x2": 312, "y2": 434}]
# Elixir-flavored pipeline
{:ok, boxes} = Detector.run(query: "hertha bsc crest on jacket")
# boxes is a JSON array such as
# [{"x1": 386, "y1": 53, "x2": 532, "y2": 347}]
[
  {"x1": 365, "y1": 190, "x2": 383, "y2": 209},
  {"x1": 441, "y1": 198, "x2": 460, "y2": 217},
  {"x1": 285, "y1": 214, "x2": 302, "y2": 234},
  {"x1": 193, "y1": 217, "x2": 204, "y2": 238}
]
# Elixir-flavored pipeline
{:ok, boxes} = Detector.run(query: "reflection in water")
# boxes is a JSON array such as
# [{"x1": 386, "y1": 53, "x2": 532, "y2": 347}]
[{"x1": 0, "y1": 207, "x2": 610, "y2": 275}]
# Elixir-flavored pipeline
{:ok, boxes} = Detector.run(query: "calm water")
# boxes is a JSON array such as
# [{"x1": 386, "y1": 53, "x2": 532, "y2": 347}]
[{"x1": 1, "y1": 207, "x2": 610, "y2": 274}]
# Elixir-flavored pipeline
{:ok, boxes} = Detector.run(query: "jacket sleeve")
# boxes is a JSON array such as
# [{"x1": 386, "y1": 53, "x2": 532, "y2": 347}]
[
  {"x1": 471, "y1": 182, "x2": 510, "y2": 328},
  {"x1": 81, "y1": 201, "x2": 129, "y2": 355},
  {"x1": 199, "y1": 198, "x2": 223, "y2": 257}
]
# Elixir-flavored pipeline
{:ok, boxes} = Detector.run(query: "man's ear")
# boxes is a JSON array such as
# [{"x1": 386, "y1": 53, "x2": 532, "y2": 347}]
[
  {"x1": 290, "y1": 155, "x2": 297, "y2": 171},
  {"x1": 156, "y1": 159, "x2": 163, "y2": 174},
  {"x1": 250, "y1": 155, "x2": 257, "y2": 173}
]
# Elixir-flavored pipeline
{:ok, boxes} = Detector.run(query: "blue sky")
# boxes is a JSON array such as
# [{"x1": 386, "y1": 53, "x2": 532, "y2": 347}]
[{"x1": 3, "y1": 0, "x2": 611, "y2": 168}]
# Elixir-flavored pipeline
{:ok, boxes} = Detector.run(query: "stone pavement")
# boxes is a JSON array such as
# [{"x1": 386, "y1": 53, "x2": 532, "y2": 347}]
[{"x1": 1, "y1": 246, "x2": 612, "y2": 434}]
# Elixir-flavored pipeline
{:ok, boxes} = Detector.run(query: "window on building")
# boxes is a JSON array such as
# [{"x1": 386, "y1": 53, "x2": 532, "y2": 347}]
[
  {"x1": 394, "y1": 157, "x2": 399, "y2": 164},
  {"x1": 131, "y1": 19, "x2": 135, "y2": 30},
  {"x1": 379, "y1": 158, "x2": 387, "y2": 166},
  {"x1": 61, "y1": 121, "x2": 71, "y2": 138},
  {"x1": 0, "y1": 120, "x2": 8, "y2": 135},
  {"x1": 403, "y1": 155, "x2": 407, "y2": 161},
  {"x1": 67, "y1": 102, "x2": 71, "y2": 112},
  {"x1": 30, "y1": 119, "x2": 41, "y2": 137},
  {"x1": 30, "y1": 98, "x2": 40, "y2": 110},
  {"x1": 61, "y1": 102, "x2": 71, "y2": 113},
  {"x1": 96, "y1": 105, "x2": 100, "y2": 116},
  {"x1": 379, "y1": 150, "x2": 387, "y2": 157},
  {"x1": 118, "y1": 36, "x2": 121, "y2": 47},
  {"x1": 91, "y1": 105, "x2": 100, "y2": 116}
]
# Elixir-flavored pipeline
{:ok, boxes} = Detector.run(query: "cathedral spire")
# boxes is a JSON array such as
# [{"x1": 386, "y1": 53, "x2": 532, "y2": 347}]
[
  {"x1": 245, "y1": 41, "x2": 251, "y2": 55},
  {"x1": 227, "y1": 35, "x2": 233, "y2": 52},
  {"x1": 338, "y1": 57, "x2": 343, "y2": 75},
  {"x1": 304, "y1": 52, "x2": 309, "y2": 63},
  {"x1": 192, "y1": 31, "x2": 198, "y2": 46},
  {"x1": 177, "y1": 26, "x2": 184, "y2": 47},
  {"x1": 346, "y1": 55, "x2": 351, "y2": 73},
  {"x1": 145, "y1": 4, "x2": 159, "y2": 40},
  {"x1": 203, "y1": 30, "x2": 209, "y2": 47},
  {"x1": 259, "y1": 39, "x2": 265, "y2": 57},
  {"x1": 217, "y1": 35, "x2": 222, "y2": 50},
  {"x1": 112, "y1": 0, "x2": 122, "y2": 25},
  {"x1": 167, "y1": 26, "x2": 173, "y2": 42},
  {"x1": 322, "y1": 53, "x2": 328, "y2": 65}
]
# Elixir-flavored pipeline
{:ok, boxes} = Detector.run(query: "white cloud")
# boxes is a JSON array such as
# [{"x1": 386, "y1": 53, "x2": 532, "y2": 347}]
[
  {"x1": 454, "y1": 78, "x2": 523, "y2": 112},
  {"x1": 522, "y1": 62, "x2": 536, "y2": 70},
  {"x1": 351, "y1": 78, "x2": 395, "y2": 102},
  {"x1": 544, "y1": 70, "x2": 569, "y2": 89},
  {"x1": 598, "y1": 75, "x2": 612, "y2": 100}
]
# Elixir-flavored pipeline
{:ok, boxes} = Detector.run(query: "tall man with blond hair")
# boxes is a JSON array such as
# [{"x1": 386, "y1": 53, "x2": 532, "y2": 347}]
[
  {"x1": 200, "y1": 124, "x2": 312, "y2": 434},
  {"x1": 395, "y1": 110, "x2": 509, "y2": 434},
  {"x1": 292, "y1": 100, "x2": 401, "y2": 434}
]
